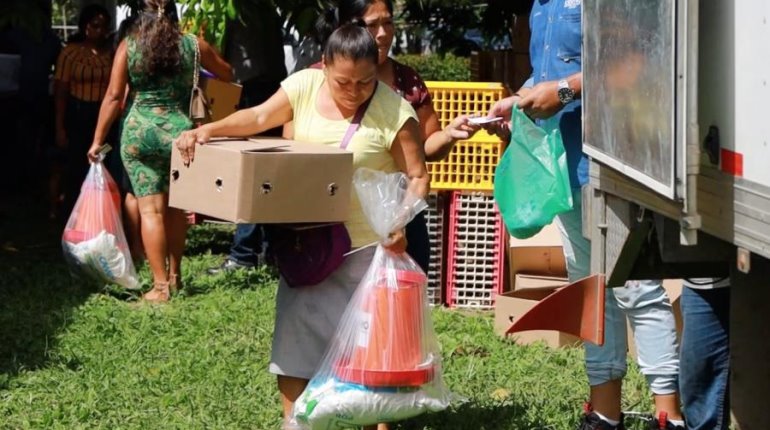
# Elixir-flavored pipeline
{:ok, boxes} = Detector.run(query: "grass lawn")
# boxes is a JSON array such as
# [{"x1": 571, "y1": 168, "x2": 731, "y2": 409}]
[{"x1": 0, "y1": 198, "x2": 656, "y2": 429}]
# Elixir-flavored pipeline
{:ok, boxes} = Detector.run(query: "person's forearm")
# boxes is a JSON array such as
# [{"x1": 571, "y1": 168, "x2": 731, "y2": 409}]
[
  {"x1": 566, "y1": 72, "x2": 582, "y2": 98},
  {"x1": 408, "y1": 173, "x2": 430, "y2": 200},
  {"x1": 201, "y1": 108, "x2": 267, "y2": 138},
  {"x1": 92, "y1": 94, "x2": 122, "y2": 146},
  {"x1": 424, "y1": 130, "x2": 454, "y2": 162}
]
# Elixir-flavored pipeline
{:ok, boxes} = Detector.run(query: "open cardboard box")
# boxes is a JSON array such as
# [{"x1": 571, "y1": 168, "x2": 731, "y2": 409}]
[
  {"x1": 201, "y1": 78, "x2": 242, "y2": 122},
  {"x1": 169, "y1": 137, "x2": 353, "y2": 223},
  {"x1": 494, "y1": 284, "x2": 581, "y2": 348},
  {"x1": 508, "y1": 223, "x2": 568, "y2": 290}
]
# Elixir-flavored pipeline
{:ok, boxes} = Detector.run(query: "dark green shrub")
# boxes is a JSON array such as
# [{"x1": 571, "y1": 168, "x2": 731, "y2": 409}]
[{"x1": 394, "y1": 53, "x2": 471, "y2": 82}]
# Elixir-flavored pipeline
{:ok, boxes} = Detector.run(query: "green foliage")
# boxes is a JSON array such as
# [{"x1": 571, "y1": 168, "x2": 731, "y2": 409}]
[{"x1": 394, "y1": 54, "x2": 471, "y2": 82}]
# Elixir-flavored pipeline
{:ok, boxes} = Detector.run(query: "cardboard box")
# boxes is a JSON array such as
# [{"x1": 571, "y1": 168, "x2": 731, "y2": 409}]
[
  {"x1": 494, "y1": 287, "x2": 582, "y2": 348},
  {"x1": 508, "y1": 223, "x2": 568, "y2": 288},
  {"x1": 627, "y1": 280, "x2": 683, "y2": 359},
  {"x1": 514, "y1": 274, "x2": 569, "y2": 291},
  {"x1": 169, "y1": 137, "x2": 353, "y2": 223},
  {"x1": 202, "y1": 78, "x2": 242, "y2": 122}
]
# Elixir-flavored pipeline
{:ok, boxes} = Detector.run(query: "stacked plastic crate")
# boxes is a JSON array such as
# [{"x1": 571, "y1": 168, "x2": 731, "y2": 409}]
[{"x1": 424, "y1": 82, "x2": 508, "y2": 309}]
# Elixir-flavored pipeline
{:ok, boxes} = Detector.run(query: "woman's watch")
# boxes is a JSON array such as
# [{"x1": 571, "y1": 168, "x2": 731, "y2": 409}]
[{"x1": 557, "y1": 79, "x2": 576, "y2": 105}]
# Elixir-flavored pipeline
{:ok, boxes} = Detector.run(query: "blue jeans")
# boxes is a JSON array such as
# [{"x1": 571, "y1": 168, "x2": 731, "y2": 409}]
[
  {"x1": 555, "y1": 189, "x2": 680, "y2": 394},
  {"x1": 229, "y1": 224, "x2": 262, "y2": 266},
  {"x1": 680, "y1": 284, "x2": 730, "y2": 430}
]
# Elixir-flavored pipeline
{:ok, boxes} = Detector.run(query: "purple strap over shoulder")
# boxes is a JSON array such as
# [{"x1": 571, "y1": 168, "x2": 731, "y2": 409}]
[{"x1": 339, "y1": 82, "x2": 378, "y2": 150}]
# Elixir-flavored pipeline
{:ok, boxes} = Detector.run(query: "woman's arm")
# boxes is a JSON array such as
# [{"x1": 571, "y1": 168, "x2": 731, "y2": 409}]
[
  {"x1": 198, "y1": 37, "x2": 233, "y2": 82},
  {"x1": 87, "y1": 41, "x2": 129, "y2": 162},
  {"x1": 175, "y1": 88, "x2": 293, "y2": 164},
  {"x1": 386, "y1": 117, "x2": 430, "y2": 253}
]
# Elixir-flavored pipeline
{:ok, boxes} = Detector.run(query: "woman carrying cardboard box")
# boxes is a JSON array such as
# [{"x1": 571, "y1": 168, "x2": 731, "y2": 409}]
[{"x1": 174, "y1": 24, "x2": 430, "y2": 428}]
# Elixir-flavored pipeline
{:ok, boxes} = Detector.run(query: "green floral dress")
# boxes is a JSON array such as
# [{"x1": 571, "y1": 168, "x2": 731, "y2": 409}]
[{"x1": 121, "y1": 34, "x2": 195, "y2": 197}]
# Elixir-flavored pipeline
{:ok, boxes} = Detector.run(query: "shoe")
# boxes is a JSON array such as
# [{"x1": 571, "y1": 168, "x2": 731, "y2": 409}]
[
  {"x1": 206, "y1": 258, "x2": 254, "y2": 275},
  {"x1": 578, "y1": 403, "x2": 626, "y2": 430},
  {"x1": 142, "y1": 281, "x2": 170, "y2": 303},
  {"x1": 649, "y1": 412, "x2": 685, "y2": 430}
]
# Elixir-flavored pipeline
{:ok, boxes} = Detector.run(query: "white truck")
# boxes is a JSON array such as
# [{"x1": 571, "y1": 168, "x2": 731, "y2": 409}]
[{"x1": 582, "y1": 1, "x2": 769, "y2": 428}]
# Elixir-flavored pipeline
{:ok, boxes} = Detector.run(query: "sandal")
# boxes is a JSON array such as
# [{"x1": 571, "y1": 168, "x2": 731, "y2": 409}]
[
  {"x1": 142, "y1": 281, "x2": 170, "y2": 303},
  {"x1": 169, "y1": 274, "x2": 183, "y2": 295}
]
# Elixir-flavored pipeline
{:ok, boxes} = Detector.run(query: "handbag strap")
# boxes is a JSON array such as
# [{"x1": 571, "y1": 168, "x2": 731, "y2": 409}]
[
  {"x1": 191, "y1": 35, "x2": 200, "y2": 89},
  {"x1": 339, "y1": 82, "x2": 378, "y2": 150}
]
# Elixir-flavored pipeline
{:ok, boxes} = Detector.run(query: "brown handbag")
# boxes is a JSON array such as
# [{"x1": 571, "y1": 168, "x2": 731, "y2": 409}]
[{"x1": 189, "y1": 35, "x2": 211, "y2": 125}]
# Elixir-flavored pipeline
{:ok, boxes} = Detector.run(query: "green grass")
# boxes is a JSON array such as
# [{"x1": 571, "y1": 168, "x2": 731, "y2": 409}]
[{"x1": 0, "y1": 200, "x2": 655, "y2": 429}]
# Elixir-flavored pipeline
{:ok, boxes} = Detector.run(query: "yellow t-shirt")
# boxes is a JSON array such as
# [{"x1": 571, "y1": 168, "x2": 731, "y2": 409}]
[{"x1": 281, "y1": 68, "x2": 418, "y2": 248}]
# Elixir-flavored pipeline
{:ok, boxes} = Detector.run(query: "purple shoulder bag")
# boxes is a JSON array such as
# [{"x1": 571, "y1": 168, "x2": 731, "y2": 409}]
[{"x1": 266, "y1": 86, "x2": 376, "y2": 288}]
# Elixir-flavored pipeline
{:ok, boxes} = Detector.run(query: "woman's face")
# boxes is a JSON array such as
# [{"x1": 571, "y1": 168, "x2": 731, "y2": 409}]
[
  {"x1": 85, "y1": 14, "x2": 109, "y2": 43},
  {"x1": 325, "y1": 57, "x2": 378, "y2": 112},
  {"x1": 361, "y1": 1, "x2": 394, "y2": 65}
]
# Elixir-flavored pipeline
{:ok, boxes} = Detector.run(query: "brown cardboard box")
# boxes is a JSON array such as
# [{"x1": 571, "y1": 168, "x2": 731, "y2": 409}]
[
  {"x1": 202, "y1": 78, "x2": 242, "y2": 122},
  {"x1": 508, "y1": 223, "x2": 568, "y2": 288},
  {"x1": 514, "y1": 274, "x2": 569, "y2": 291},
  {"x1": 494, "y1": 287, "x2": 582, "y2": 348},
  {"x1": 627, "y1": 280, "x2": 683, "y2": 359},
  {"x1": 169, "y1": 137, "x2": 353, "y2": 223}
]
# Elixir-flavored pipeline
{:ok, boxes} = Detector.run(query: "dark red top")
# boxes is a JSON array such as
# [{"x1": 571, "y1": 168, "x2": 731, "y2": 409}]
[{"x1": 308, "y1": 59, "x2": 432, "y2": 112}]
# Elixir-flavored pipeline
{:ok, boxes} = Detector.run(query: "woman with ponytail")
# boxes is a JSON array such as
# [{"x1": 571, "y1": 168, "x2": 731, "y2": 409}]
[
  {"x1": 87, "y1": 0, "x2": 233, "y2": 302},
  {"x1": 304, "y1": 0, "x2": 480, "y2": 274}
]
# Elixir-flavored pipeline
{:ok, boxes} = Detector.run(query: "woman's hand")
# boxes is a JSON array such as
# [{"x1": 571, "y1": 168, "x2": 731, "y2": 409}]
[
  {"x1": 86, "y1": 142, "x2": 103, "y2": 163},
  {"x1": 444, "y1": 114, "x2": 481, "y2": 141},
  {"x1": 174, "y1": 126, "x2": 212, "y2": 165},
  {"x1": 382, "y1": 229, "x2": 408, "y2": 254}
]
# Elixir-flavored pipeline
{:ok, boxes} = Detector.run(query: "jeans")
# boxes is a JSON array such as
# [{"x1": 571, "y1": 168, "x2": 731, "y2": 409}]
[
  {"x1": 555, "y1": 189, "x2": 680, "y2": 394},
  {"x1": 680, "y1": 285, "x2": 730, "y2": 430},
  {"x1": 227, "y1": 78, "x2": 282, "y2": 264}
]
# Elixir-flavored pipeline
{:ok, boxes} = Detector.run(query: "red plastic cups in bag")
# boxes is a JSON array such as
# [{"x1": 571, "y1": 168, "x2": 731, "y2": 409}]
[
  {"x1": 62, "y1": 160, "x2": 138, "y2": 289},
  {"x1": 288, "y1": 168, "x2": 453, "y2": 430}
]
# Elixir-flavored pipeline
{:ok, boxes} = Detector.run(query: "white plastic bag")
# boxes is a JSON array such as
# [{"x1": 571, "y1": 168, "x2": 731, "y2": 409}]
[
  {"x1": 288, "y1": 168, "x2": 452, "y2": 429},
  {"x1": 62, "y1": 160, "x2": 138, "y2": 289}
]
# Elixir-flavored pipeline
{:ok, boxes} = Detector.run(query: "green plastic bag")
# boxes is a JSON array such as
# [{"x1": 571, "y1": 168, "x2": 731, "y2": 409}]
[{"x1": 493, "y1": 108, "x2": 573, "y2": 239}]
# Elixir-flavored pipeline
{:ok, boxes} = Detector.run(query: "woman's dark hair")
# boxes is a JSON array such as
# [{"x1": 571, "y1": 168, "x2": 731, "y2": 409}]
[
  {"x1": 315, "y1": 0, "x2": 394, "y2": 46},
  {"x1": 68, "y1": 4, "x2": 111, "y2": 44},
  {"x1": 323, "y1": 24, "x2": 378, "y2": 66},
  {"x1": 135, "y1": 0, "x2": 182, "y2": 77}
]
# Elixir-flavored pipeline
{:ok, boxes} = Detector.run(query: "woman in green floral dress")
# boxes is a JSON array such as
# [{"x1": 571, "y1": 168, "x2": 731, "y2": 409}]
[{"x1": 88, "y1": 0, "x2": 232, "y2": 302}]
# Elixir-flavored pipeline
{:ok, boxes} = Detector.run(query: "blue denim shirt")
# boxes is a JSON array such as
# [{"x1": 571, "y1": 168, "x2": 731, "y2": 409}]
[{"x1": 526, "y1": 0, "x2": 588, "y2": 188}]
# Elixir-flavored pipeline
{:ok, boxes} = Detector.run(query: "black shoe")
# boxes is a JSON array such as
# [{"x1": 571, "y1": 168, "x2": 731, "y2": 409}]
[
  {"x1": 206, "y1": 258, "x2": 254, "y2": 275},
  {"x1": 649, "y1": 412, "x2": 685, "y2": 430},
  {"x1": 578, "y1": 403, "x2": 625, "y2": 430}
]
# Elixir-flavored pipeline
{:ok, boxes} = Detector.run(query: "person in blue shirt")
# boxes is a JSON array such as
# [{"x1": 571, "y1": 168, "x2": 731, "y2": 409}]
[{"x1": 485, "y1": 1, "x2": 684, "y2": 429}]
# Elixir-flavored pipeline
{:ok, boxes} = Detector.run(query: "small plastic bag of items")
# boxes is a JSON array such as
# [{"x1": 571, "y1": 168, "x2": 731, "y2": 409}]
[
  {"x1": 62, "y1": 150, "x2": 138, "y2": 289},
  {"x1": 287, "y1": 168, "x2": 453, "y2": 429}
]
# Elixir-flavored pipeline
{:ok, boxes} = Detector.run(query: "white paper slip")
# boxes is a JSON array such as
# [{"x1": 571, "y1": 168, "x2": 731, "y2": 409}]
[{"x1": 468, "y1": 116, "x2": 504, "y2": 125}]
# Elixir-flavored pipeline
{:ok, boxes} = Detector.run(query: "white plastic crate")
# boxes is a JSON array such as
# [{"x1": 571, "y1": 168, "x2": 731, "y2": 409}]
[
  {"x1": 424, "y1": 193, "x2": 446, "y2": 306},
  {"x1": 446, "y1": 192, "x2": 506, "y2": 309}
]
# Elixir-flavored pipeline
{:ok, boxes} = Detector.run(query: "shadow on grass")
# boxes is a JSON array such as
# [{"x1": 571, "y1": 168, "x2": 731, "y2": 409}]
[
  {"x1": 396, "y1": 401, "x2": 556, "y2": 430},
  {"x1": 185, "y1": 222, "x2": 236, "y2": 256},
  {"x1": 0, "y1": 194, "x2": 96, "y2": 383}
]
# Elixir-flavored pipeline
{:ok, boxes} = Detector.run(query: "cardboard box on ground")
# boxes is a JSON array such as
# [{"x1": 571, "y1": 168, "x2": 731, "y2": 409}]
[
  {"x1": 169, "y1": 137, "x2": 353, "y2": 223},
  {"x1": 201, "y1": 78, "x2": 242, "y2": 122},
  {"x1": 495, "y1": 223, "x2": 576, "y2": 348},
  {"x1": 494, "y1": 284, "x2": 582, "y2": 348},
  {"x1": 626, "y1": 279, "x2": 683, "y2": 360}
]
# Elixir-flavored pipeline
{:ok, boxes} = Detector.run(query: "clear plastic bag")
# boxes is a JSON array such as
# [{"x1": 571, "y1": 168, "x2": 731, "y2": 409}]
[
  {"x1": 62, "y1": 159, "x2": 139, "y2": 289},
  {"x1": 287, "y1": 168, "x2": 452, "y2": 429},
  {"x1": 494, "y1": 108, "x2": 573, "y2": 239}
]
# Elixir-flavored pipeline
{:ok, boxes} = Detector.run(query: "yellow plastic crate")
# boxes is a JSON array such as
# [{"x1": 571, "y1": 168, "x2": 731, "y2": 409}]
[
  {"x1": 426, "y1": 81, "x2": 508, "y2": 128},
  {"x1": 428, "y1": 131, "x2": 505, "y2": 191}
]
